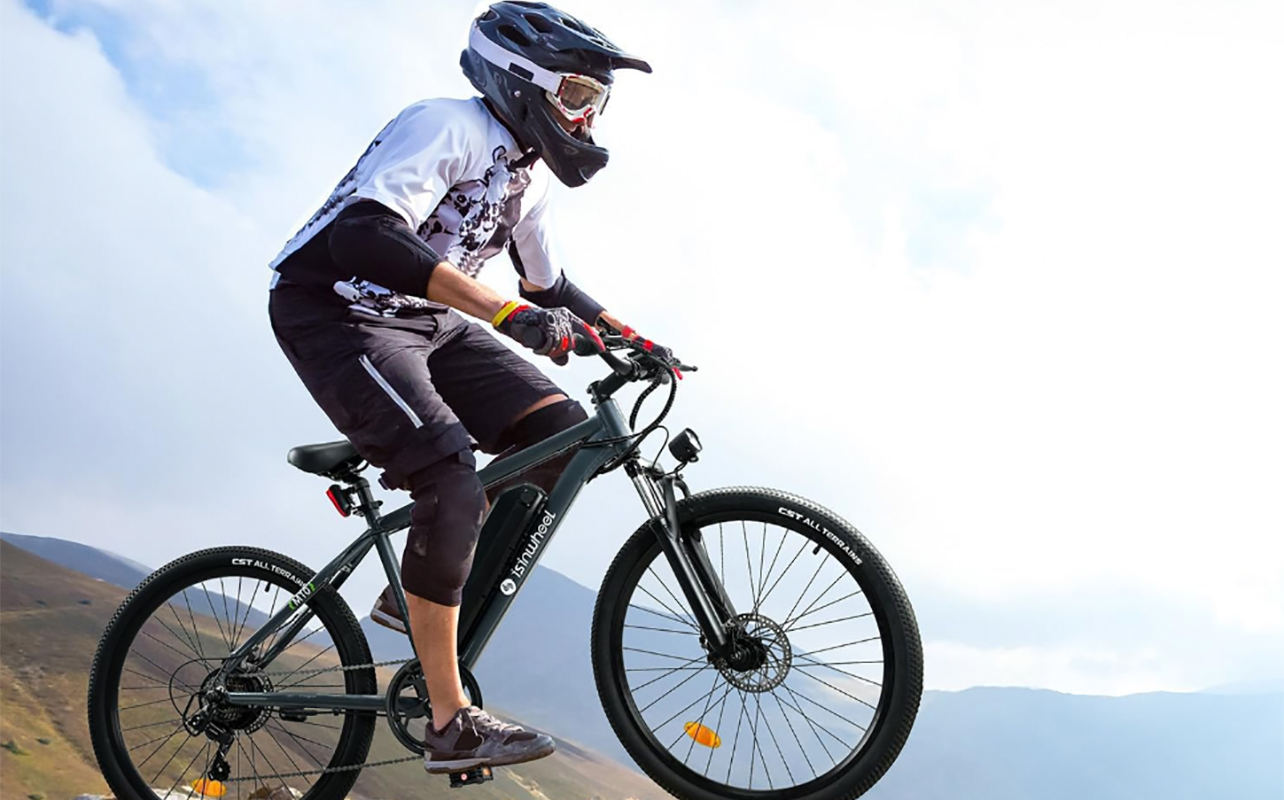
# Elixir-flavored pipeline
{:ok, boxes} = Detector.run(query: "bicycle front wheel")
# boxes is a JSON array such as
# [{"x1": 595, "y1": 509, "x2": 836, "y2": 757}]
[
  {"x1": 592, "y1": 488, "x2": 922, "y2": 800},
  {"x1": 87, "y1": 546, "x2": 377, "y2": 800}
]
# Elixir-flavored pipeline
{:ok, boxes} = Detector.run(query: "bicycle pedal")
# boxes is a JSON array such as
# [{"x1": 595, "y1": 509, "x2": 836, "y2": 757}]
[{"x1": 448, "y1": 766, "x2": 494, "y2": 787}]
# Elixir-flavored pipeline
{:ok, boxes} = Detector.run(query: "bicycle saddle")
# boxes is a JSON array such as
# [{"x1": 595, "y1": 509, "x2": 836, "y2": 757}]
[{"x1": 287, "y1": 440, "x2": 362, "y2": 476}]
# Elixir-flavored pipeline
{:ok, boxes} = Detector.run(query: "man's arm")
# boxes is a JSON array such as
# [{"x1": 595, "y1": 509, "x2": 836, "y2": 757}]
[{"x1": 431, "y1": 262, "x2": 507, "y2": 321}]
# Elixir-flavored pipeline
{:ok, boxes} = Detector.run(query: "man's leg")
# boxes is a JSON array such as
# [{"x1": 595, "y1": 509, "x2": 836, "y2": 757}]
[{"x1": 405, "y1": 392, "x2": 585, "y2": 725}]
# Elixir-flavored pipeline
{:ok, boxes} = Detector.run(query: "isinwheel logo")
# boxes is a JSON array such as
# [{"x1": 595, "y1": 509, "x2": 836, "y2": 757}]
[{"x1": 500, "y1": 578, "x2": 517, "y2": 596}]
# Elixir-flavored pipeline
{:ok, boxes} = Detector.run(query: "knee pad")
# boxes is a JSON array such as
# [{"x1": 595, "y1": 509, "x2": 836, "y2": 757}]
[
  {"x1": 400, "y1": 450, "x2": 485, "y2": 606},
  {"x1": 490, "y1": 399, "x2": 588, "y2": 495},
  {"x1": 495, "y1": 398, "x2": 588, "y2": 454}
]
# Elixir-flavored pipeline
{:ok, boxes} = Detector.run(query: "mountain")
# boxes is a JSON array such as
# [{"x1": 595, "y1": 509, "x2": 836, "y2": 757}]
[
  {"x1": 0, "y1": 540, "x2": 672, "y2": 800},
  {"x1": 864, "y1": 686, "x2": 1283, "y2": 800},
  {"x1": 1, "y1": 531, "x2": 152, "y2": 589},
  {"x1": 5, "y1": 533, "x2": 1282, "y2": 800}
]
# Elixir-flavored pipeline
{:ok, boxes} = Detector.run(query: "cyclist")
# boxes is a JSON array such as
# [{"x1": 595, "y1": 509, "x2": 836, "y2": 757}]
[{"x1": 267, "y1": 1, "x2": 663, "y2": 775}]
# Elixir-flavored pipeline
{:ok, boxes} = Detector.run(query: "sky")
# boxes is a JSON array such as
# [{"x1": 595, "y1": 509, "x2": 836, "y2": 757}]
[{"x1": 1, "y1": 0, "x2": 1281, "y2": 696}]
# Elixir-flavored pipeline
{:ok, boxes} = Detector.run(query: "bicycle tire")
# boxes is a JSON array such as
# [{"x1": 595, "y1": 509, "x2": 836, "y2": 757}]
[
  {"x1": 88, "y1": 546, "x2": 377, "y2": 800},
  {"x1": 591, "y1": 487, "x2": 922, "y2": 800}
]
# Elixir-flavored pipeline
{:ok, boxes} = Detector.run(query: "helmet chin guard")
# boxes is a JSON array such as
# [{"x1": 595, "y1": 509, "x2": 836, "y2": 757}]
[{"x1": 460, "y1": 2, "x2": 650, "y2": 187}]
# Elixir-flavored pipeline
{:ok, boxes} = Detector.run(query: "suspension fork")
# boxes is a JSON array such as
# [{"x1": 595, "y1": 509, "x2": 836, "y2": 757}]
[{"x1": 627, "y1": 463, "x2": 739, "y2": 658}]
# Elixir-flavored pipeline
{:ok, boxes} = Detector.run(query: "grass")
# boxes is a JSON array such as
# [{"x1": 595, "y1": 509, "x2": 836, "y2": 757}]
[{"x1": 0, "y1": 540, "x2": 670, "y2": 800}]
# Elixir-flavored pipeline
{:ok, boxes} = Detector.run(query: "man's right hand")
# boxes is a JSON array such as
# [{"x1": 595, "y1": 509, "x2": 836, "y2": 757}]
[{"x1": 493, "y1": 302, "x2": 604, "y2": 365}]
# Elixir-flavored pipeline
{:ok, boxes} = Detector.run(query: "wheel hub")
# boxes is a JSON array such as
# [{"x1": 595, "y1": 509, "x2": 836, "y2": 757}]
[
  {"x1": 180, "y1": 662, "x2": 274, "y2": 734},
  {"x1": 713, "y1": 613, "x2": 792, "y2": 693}
]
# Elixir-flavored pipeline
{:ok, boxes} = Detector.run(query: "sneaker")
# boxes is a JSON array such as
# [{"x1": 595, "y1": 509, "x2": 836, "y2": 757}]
[
  {"x1": 422, "y1": 706, "x2": 555, "y2": 774},
  {"x1": 370, "y1": 585, "x2": 407, "y2": 634}
]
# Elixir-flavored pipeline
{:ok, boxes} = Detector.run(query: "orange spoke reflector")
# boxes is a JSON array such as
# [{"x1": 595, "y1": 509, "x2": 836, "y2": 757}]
[
  {"x1": 191, "y1": 779, "x2": 227, "y2": 797},
  {"x1": 684, "y1": 721, "x2": 722, "y2": 748}
]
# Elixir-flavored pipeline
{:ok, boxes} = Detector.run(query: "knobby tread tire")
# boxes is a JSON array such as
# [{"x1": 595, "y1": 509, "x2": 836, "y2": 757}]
[
  {"x1": 87, "y1": 546, "x2": 377, "y2": 800},
  {"x1": 591, "y1": 487, "x2": 923, "y2": 800}
]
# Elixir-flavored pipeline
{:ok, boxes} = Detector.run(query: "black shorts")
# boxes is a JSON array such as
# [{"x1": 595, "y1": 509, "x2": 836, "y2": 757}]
[{"x1": 269, "y1": 283, "x2": 563, "y2": 489}]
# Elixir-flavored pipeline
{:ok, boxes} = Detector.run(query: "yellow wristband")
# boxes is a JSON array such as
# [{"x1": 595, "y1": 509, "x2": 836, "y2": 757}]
[{"x1": 491, "y1": 300, "x2": 523, "y2": 328}]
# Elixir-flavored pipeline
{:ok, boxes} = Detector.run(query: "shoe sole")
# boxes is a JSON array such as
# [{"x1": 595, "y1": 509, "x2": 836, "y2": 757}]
[
  {"x1": 423, "y1": 740, "x2": 556, "y2": 774},
  {"x1": 370, "y1": 605, "x2": 407, "y2": 634}
]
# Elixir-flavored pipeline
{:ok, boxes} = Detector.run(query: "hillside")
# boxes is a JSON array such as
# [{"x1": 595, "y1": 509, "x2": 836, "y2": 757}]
[{"x1": 0, "y1": 540, "x2": 671, "y2": 800}]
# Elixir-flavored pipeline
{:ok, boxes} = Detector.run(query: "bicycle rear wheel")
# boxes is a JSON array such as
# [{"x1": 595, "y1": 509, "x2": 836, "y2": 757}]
[
  {"x1": 592, "y1": 488, "x2": 922, "y2": 800},
  {"x1": 88, "y1": 547, "x2": 377, "y2": 800}
]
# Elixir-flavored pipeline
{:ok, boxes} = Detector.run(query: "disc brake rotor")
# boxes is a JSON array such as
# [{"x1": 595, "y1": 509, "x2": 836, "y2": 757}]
[{"x1": 713, "y1": 613, "x2": 792, "y2": 693}]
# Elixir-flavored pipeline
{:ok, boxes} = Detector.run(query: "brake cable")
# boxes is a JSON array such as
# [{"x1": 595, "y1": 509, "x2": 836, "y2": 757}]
[{"x1": 594, "y1": 362, "x2": 679, "y2": 477}]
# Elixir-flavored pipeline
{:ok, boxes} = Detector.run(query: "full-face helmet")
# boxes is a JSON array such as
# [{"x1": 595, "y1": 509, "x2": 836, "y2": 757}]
[{"x1": 460, "y1": 2, "x2": 651, "y2": 187}]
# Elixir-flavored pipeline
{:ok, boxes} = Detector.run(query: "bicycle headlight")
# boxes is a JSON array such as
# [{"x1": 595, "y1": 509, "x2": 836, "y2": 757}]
[{"x1": 670, "y1": 428, "x2": 702, "y2": 464}]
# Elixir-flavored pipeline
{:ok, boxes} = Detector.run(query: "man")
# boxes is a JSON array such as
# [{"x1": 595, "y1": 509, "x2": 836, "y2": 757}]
[{"x1": 267, "y1": 2, "x2": 664, "y2": 775}]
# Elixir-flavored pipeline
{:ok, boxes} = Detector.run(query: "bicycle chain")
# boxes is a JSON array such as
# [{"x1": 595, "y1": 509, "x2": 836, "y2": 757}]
[{"x1": 213, "y1": 658, "x2": 428, "y2": 783}]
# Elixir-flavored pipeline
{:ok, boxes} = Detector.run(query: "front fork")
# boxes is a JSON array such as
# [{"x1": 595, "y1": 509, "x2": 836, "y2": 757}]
[{"x1": 626, "y1": 463, "x2": 739, "y2": 659}]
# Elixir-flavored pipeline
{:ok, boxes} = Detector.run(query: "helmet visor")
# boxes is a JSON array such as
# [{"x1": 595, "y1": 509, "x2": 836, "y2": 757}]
[{"x1": 547, "y1": 74, "x2": 610, "y2": 125}]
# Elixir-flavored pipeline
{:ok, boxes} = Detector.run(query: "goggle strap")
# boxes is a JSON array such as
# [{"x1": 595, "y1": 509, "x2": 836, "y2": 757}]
[{"x1": 469, "y1": 25, "x2": 563, "y2": 95}]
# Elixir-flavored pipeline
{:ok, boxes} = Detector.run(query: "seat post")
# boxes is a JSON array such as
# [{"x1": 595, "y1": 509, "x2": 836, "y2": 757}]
[{"x1": 348, "y1": 474, "x2": 383, "y2": 523}]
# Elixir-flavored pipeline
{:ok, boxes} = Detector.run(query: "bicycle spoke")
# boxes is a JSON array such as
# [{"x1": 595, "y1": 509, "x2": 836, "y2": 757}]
[
  {"x1": 756, "y1": 523, "x2": 788, "y2": 613},
  {"x1": 624, "y1": 646, "x2": 701, "y2": 662},
  {"x1": 129, "y1": 650, "x2": 200, "y2": 695},
  {"x1": 200, "y1": 577, "x2": 233, "y2": 654},
  {"x1": 784, "y1": 589, "x2": 864, "y2": 629},
  {"x1": 167, "y1": 601, "x2": 204, "y2": 661},
  {"x1": 228, "y1": 575, "x2": 244, "y2": 649},
  {"x1": 122, "y1": 716, "x2": 184, "y2": 733},
  {"x1": 795, "y1": 653, "x2": 883, "y2": 687},
  {"x1": 271, "y1": 643, "x2": 336, "y2": 688},
  {"x1": 783, "y1": 559, "x2": 827, "y2": 631},
  {"x1": 783, "y1": 571, "x2": 846, "y2": 629},
  {"x1": 724, "y1": 688, "x2": 748, "y2": 784},
  {"x1": 180, "y1": 589, "x2": 208, "y2": 661},
  {"x1": 771, "y1": 690, "x2": 817, "y2": 779},
  {"x1": 130, "y1": 726, "x2": 186, "y2": 750},
  {"x1": 635, "y1": 584, "x2": 699, "y2": 632},
  {"x1": 267, "y1": 723, "x2": 327, "y2": 768},
  {"x1": 630, "y1": 653, "x2": 710, "y2": 694},
  {"x1": 779, "y1": 684, "x2": 840, "y2": 763},
  {"x1": 628, "y1": 603, "x2": 699, "y2": 631},
  {"x1": 645, "y1": 567, "x2": 700, "y2": 631},
  {"x1": 232, "y1": 579, "x2": 260, "y2": 651},
  {"x1": 163, "y1": 739, "x2": 209, "y2": 800},
  {"x1": 244, "y1": 729, "x2": 292, "y2": 792},
  {"x1": 755, "y1": 522, "x2": 768, "y2": 615},
  {"x1": 624, "y1": 623, "x2": 698, "y2": 636},
  {"x1": 757, "y1": 539, "x2": 808, "y2": 611},
  {"x1": 120, "y1": 695, "x2": 180, "y2": 712},
  {"x1": 680, "y1": 670, "x2": 726, "y2": 764},
  {"x1": 704, "y1": 678, "x2": 734, "y2": 776},
  {"x1": 138, "y1": 628, "x2": 206, "y2": 668},
  {"x1": 784, "y1": 675, "x2": 873, "y2": 727},
  {"x1": 266, "y1": 726, "x2": 312, "y2": 785},
  {"x1": 639, "y1": 664, "x2": 715, "y2": 714},
  {"x1": 805, "y1": 635, "x2": 882, "y2": 657},
  {"x1": 147, "y1": 724, "x2": 196, "y2": 785},
  {"x1": 787, "y1": 611, "x2": 873, "y2": 634},
  {"x1": 792, "y1": 666, "x2": 878, "y2": 712},
  {"x1": 653, "y1": 678, "x2": 729, "y2": 733},
  {"x1": 742, "y1": 521, "x2": 758, "y2": 613}
]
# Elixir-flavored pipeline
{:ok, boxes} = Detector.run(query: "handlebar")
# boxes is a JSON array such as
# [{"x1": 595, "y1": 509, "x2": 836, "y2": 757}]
[{"x1": 590, "y1": 335, "x2": 696, "y2": 400}]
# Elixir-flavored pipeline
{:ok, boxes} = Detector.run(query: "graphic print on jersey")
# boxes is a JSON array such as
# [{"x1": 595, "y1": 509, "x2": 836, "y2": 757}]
[
  {"x1": 268, "y1": 99, "x2": 551, "y2": 318},
  {"x1": 419, "y1": 146, "x2": 533, "y2": 278}
]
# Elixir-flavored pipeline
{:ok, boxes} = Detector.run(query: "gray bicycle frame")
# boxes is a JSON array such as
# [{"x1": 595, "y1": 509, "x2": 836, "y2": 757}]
[{"x1": 219, "y1": 390, "x2": 734, "y2": 715}]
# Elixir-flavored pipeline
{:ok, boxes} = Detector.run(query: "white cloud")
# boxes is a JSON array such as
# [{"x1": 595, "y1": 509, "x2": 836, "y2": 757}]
[{"x1": 2, "y1": 0, "x2": 1281, "y2": 695}]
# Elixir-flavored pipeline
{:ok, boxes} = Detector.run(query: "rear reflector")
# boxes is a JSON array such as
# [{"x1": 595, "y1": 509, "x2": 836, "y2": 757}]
[{"x1": 326, "y1": 485, "x2": 351, "y2": 517}]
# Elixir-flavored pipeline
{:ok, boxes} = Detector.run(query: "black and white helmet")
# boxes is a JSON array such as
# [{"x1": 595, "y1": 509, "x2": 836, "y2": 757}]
[{"x1": 460, "y1": 2, "x2": 651, "y2": 187}]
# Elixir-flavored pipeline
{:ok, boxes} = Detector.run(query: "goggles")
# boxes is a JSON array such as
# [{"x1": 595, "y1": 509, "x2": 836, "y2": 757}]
[{"x1": 469, "y1": 25, "x2": 611, "y2": 126}]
